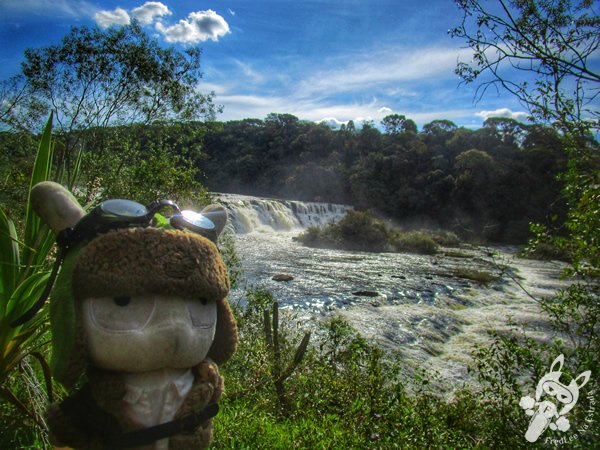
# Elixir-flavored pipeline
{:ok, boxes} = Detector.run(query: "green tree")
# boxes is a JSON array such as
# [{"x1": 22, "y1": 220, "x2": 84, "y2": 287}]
[
  {"x1": 381, "y1": 114, "x2": 418, "y2": 134},
  {"x1": 79, "y1": 123, "x2": 210, "y2": 206},
  {"x1": 2, "y1": 22, "x2": 217, "y2": 175},
  {"x1": 451, "y1": 0, "x2": 599, "y2": 131},
  {"x1": 454, "y1": 148, "x2": 500, "y2": 237}
]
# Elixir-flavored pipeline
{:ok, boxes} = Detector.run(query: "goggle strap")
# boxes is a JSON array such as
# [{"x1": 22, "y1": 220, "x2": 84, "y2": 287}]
[
  {"x1": 146, "y1": 199, "x2": 181, "y2": 218},
  {"x1": 10, "y1": 246, "x2": 66, "y2": 328}
]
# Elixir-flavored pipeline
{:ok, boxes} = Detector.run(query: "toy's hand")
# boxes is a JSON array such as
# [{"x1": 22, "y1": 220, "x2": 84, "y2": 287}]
[{"x1": 193, "y1": 359, "x2": 224, "y2": 405}]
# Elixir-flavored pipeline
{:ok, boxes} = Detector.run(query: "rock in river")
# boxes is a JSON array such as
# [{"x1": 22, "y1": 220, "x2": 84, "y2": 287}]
[
  {"x1": 272, "y1": 274, "x2": 294, "y2": 282},
  {"x1": 352, "y1": 290, "x2": 380, "y2": 297}
]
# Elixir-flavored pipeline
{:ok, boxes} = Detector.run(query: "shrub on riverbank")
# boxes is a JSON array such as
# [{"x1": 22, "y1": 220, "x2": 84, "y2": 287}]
[{"x1": 295, "y1": 210, "x2": 442, "y2": 255}]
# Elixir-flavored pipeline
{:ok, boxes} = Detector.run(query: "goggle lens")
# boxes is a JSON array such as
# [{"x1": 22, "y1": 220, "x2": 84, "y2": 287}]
[
  {"x1": 180, "y1": 210, "x2": 216, "y2": 230},
  {"x1": 100, "y1": 199, "x2": 148, "y2": 219}
]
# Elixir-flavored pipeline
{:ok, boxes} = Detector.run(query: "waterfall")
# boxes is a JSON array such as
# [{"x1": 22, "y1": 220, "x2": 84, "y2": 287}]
[{"x1": 215, "y1": 193, "x2": 352, "y2": 233}]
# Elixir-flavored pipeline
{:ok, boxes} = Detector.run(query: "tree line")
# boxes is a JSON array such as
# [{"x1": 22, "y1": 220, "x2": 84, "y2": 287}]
[
  {"x1": 201, "y1": 113, "x2": 582, "y2": 243},
  {"x1": 1, "y1": 113, "x2": 579, "y2": 244}
]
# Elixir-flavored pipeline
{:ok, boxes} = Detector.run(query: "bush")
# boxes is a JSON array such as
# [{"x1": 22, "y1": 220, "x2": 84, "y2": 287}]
[
  {"x1": 391, "y1": 231, "x2": 438, "y2": 255},
  {"x1": 296, "y1": 211, "x2": 443, "y2": 255},
  {"x1": 430, "y1": 230, "x2": 461, "y2": 247}
]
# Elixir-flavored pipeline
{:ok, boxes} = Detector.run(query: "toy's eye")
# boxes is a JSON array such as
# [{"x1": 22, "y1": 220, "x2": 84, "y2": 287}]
[
  {"x1": 85, "y1": 296, "x2": 156, "y2": 331},
  {"x1": 114, "y1": 297, "x2": 131, "y2": 307},
  {"x1": 186, "y1": 298, "x2": 217, "y2": 328}
]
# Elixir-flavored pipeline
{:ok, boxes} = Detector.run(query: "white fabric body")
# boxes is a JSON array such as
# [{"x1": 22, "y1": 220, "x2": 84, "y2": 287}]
[{"x1": 121, "y1": 368, "x2": 194, "y2": 450}]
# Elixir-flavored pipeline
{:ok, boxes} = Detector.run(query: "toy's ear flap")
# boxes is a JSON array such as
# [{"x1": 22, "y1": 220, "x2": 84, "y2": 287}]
[
  {"x1": 206, "y1": 299, "x2": 238, "y2": 365},
  {"x1": 201, "y1": 204, "x2": 228, "y2": 239},
  {"x1": 31, "y1": 181, "x2": 85, "y2": 233}
]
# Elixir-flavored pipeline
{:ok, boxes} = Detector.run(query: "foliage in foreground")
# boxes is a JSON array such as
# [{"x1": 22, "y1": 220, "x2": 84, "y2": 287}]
[
  {"x1": 213, "y1": 290, "x2": 599, "y2": 449},
  {"x1": 2, "y1": 287, "x2": 599, "y2": 449},
  {"x1": 295, "y1": 210, "x2": 458, "y2": 255},
  {"x1": 0, "y1": 114, "x2": 68, "y2": 449}
]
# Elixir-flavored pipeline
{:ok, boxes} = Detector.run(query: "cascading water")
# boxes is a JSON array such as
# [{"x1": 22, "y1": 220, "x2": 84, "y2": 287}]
[
  {"x1": 216, "y1": 193, "x2": 351, "y2": 233},
  {"x1": 215, "y1": 193, "x2": 568, "y2": 391}
]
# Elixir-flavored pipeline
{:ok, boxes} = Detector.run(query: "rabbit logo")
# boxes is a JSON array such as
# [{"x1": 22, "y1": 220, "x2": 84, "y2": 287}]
[{"x1": 519, "y1": 354, "x2": 591, "y2": 443}]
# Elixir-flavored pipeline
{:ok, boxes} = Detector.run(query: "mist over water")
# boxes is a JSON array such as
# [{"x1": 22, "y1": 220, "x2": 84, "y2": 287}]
[{"x1": 218, "y1": 194, "x2": 568, "y2": 391}]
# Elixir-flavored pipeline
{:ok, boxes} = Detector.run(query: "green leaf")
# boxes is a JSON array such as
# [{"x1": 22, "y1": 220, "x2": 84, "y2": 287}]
[
  {"x1": 5, "y1": 271, "x2": 51, "y2": 322},
  {"x1": 22, "y1": 112, "x2": 54, "y2": 267},
  {"x1": 67, "y1": 144, "x2": 84, "y2": 190},
  {"x1": 0, "y1": 209, "x2": 19, "y2": 310}
]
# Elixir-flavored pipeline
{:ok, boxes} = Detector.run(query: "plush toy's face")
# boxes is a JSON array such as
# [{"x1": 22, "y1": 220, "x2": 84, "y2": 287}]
[{"x1": 82, "y1": 295, "x2": 217, "y2": 373}]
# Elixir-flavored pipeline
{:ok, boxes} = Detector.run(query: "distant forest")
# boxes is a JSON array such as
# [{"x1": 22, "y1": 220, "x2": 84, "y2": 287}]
[
  {"x1": 201, "y1": 113, "x2": 575, "y2": 243},
  {"x1": 2, "y1": 112, "x2": 591, "y2": 243}
]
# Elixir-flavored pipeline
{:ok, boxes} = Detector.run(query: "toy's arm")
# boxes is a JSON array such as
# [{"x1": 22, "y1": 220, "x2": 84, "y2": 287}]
[
  {"x1": 46, "y1": 389, "x2": 93, "y2": 449},
  {"x1": 168, "y1": 360, "x2": 223, "y2": 450}
]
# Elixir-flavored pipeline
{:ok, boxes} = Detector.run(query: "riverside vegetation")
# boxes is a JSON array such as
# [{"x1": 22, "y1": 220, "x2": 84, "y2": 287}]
[
  {"x1": 1, "y1": 1, "x2": 599, "y2": 447},
  {"x1": 294, "y1": 210, "x2": 453, "y2": 255}
]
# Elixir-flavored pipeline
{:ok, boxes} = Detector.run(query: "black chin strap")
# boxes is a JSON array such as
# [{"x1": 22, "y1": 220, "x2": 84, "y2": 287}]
[{"x1": 103, "y1": 403, "x2": 219, "y2": 449}]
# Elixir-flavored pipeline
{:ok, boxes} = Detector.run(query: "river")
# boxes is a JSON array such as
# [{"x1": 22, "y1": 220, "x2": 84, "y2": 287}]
[{"x1": 216, "y1": 193, "x2": 568, "y2": 391}]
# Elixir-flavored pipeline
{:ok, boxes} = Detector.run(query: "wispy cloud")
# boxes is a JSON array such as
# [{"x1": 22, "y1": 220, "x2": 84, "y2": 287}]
[
  {"x1": 131, "y1": 2, "x2": 171, "y2": 25},
  {"x1": 298, "y1": 45, "x2": 469, "y2": 97},
  {"x1": 232, "y1": 60, "x2": 265, "y2": 85},
  {"x1": 155, "y1": 9, "x2": 230, "y2": 43},
  {"x1": 206, "y1": 42, "x2": 475, "y2": 127},
  {"x1": 3, "y1": 0, "x2": 94, "y2": 18},
  {"x1": 214, "y1": 86, "x2": 481, "y2": 131}
]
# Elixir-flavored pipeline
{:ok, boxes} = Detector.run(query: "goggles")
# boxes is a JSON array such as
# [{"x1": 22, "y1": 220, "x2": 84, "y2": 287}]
[
  {"x1": 57, "y1": 198, "x2": 219, "y2": 248},
  {"x1": 12, "y1": 198, "x2": 219, "y2": 327}
]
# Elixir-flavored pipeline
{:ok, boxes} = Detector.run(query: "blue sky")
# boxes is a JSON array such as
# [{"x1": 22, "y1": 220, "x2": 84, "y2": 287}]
[{"x1": 0, "y1": 0, "x2": 536, "y2": 129}]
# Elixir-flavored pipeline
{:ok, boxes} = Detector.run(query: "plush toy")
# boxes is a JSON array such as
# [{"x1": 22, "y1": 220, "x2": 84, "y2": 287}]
[{"x1": 24, "y1": 181, "x2": 237, "y2": 449}]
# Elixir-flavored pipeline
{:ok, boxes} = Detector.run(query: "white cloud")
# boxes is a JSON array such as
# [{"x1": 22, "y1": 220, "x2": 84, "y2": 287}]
[
  {"x1": 95, "y1": 7, "x2": 130, "y2": 28},
  {"x1": 475, "y1": 108, "x2": 529, "y2": 122},
  {"x1": 319, "y1": 117, "x2": 346, "y2": 129},
  {"x1": 214, "y1": 84, "x2": 485, "y2": 129},
  {"x1": 298, "y1": 45, "x2": 471, "y2": 97},
  {"x1": 156, "y1": 9, "x2": 230, "y2": 43},
  {"x1": 228, "y1": 8, "x2": 236, "y2": 16},
  {"x1": 378, "y1": 107, "x2": 393, "y2": 115},
  {"x1": 131, "y1": 2, "x2": 171, "y2": 25}
]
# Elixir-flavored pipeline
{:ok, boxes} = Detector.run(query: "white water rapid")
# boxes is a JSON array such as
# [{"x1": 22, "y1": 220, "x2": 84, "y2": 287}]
[
  {"x1": 217, "y1": 193, "x2": 351, "y2": 233},
  {"x1": 216, "y1": 193, "x2": 568, "y2": 392}
]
